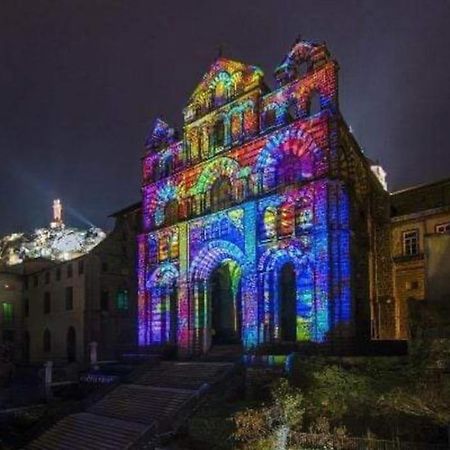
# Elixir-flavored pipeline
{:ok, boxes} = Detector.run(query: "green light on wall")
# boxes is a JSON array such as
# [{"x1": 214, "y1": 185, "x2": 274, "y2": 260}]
[
  {"x1": 116, "y1": 290, "x2": 129, "y2": 311},
  {"x1": 2, "y1": 302, "x2": 13, "y2": 324}
]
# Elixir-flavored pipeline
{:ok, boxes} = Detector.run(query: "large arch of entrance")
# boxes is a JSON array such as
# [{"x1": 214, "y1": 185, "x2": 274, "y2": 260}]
[
  {"x1": 189, "y1": 240, "x2": 247, "y2": 353},
  {"x1": 209, "y1": 260, "x2": 242, "y2": 344}
]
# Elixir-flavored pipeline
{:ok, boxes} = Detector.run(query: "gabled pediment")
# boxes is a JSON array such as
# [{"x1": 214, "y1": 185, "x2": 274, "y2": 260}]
[{"x1": 184, "y1": 57, "x2": 264, "y2": 122}]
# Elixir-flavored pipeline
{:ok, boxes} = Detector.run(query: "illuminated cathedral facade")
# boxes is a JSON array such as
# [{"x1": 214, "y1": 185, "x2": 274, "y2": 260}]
[{"x1": 138, "y1": 40, "x2": 393, "y2": 355}]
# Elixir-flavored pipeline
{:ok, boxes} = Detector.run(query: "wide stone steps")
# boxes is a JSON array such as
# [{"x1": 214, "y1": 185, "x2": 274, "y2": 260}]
[
  {"x1": 26, "y1": 412, "x2": 150, "y2": 450},
  {"x1": 88, "y1": 384, "x2": 195, "y2": 428},
  {"x1": 25, "y1": 360, "x2": 236, "y2": 449}
]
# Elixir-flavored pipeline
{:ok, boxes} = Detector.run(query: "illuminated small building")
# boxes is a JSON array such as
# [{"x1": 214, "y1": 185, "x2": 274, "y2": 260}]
[{"x1": 138, "y1": 39, "x2": 393, "y2": 355}]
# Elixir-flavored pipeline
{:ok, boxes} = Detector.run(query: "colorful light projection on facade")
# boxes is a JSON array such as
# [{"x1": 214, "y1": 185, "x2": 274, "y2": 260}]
[{"x1": 138, "y1": 40, "x2": 353, "y2": 355}]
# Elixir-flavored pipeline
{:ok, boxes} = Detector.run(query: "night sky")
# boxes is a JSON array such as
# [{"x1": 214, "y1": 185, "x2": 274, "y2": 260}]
[{"x1": 1, "y1": 1, "x2": 450, "y2": 235}]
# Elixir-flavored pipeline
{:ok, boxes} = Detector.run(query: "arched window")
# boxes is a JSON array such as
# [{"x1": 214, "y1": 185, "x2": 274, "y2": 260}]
[
  {"x1": 116, "y1": 289, "x2": 129, "y2": 311},
  {"x1": 43, "y1": 328, "x2": 51, "y2": 353},
  {"x1": 164, "y1": 199, "x2": 178, "y2": 226},
  {"x1": 295, "y1": 206, "x2": 313, "y2": 233},
  {"x1": 230, "y1": 113, "x2": 242, "y2": 142},
  {"x1": 149, "y1": 161, "x2": 158, "y2": 182},
  {"x1": 308, "y1": 90, "x2": 321, "y2": 116},
  {"x1": 158, "y1": 236, "x2": 169, "y2": 261},
  {"x1": 197, "y1": 128, "x2": 208, "y2": 157},
  {"x1": 148, "y1": 237, "x2": 158, "y2": 263},
  {"x1": 214, "y1": 82, "x2": 227, "y2": 107},
  {"x1": 297, "y1": 61, "x2": 309, "y2": 78},
  {"x1": 287, "y1": 103, "x2": 297, "y2": 122},
  {"x1": 211, "y1": 176, "x2": 232, "y2": 212},
  {"x1": 161, "y1": 154, "x2": 173, "y2": 178},
  {"x1": 275, "y1": 154, "x2": 301, "y2": 186},
  {"x1": 278, "y1": 203, "x2": 295, "y2": 236},
  {"x1": 181, "y1": 197, "x2": 192, "y2": 218},
  {"x1": 169, "y1": 232, "x2": 179, "y2": 259},
  {"x1": 267, "y1": 169, "x2": 277, "y2": 191},
  {"x1": 153, "y1": 161, "x2": 160, "y2": 181},
  {"x1": 189, "y1": 130, "x2": 199, "y2": 161},
  {"x1": 235, "y1": 180, "x2": 244, "y2": 201},
  {"x1": 264, "y1": 108, "x2": 277, "y2": 129},
  {"x1": 243, "y1": 108, "x2": 256, "y2": 136},
  {"x1": 214, "y1": 119, "x2": 225, "y2": 148},
  {"x1": 263, "y1": 206, "x2": 277, "y2": 240}
]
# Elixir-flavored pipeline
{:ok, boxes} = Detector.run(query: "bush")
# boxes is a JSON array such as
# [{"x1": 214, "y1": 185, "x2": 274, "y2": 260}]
[{"x1": 233, "y1": 378, "x2": 305, "y2": 448}]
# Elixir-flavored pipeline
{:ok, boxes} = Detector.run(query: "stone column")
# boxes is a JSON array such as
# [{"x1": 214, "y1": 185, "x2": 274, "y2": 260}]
[
  {"x1": 177, "y1": 280, "x2": 190, "y2": 355},
  {"x1": 164, "y1": 286, "x2": 171, "y2": 343},
  {"x1": 273, "y1": 270, "x2": 280, "y2": 340},
  {"x1": 193, "y1": 281, "x2": 200, "y2": 353},
  {"x1": 202, "y1": 279, "x2": 210, "y2": 353},
  {"x1": 242, "y1": 271, "x2": 259, "y2": 349},
  {"x1": 261, "y1": 272, "x2": 271, "y2": 343}
]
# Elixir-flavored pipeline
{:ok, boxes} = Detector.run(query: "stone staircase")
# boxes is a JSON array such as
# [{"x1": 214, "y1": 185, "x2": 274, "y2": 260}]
[
  {"x1": 26, "y1": 413, "x2": 150, "y2": 450},
  {"x1": 25, "y1": 361, "x2": 236, "y2": 449},
  {"x1": 89, "y1": 384, "x2": 195, "y2": 430}
]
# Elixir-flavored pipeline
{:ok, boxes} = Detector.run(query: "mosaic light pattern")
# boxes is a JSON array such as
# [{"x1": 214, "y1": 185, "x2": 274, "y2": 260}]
[{"x1": 138, "y1": 40, "x2": 352, "y2": 355}]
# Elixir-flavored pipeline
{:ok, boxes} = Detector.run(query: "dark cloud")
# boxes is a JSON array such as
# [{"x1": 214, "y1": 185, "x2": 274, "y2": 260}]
[{"x1": 1, "y1": 0, "x2": 449, "y2": 234}]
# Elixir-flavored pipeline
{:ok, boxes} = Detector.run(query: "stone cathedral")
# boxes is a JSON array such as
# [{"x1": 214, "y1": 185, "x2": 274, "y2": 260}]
[{"x1": 137, "y1": 39, "x2": 393, "y2": 356}]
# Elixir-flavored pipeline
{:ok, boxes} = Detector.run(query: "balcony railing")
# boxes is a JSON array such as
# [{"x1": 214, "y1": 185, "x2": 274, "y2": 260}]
[{"x1": 393, "y1": 253, "x2": 424, "y2": 263}]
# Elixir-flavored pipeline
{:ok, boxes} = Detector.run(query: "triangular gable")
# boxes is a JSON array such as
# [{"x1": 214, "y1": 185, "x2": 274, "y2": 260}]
[{"x1": 188, "y1": 57, "x2": 264, "y2": 107}]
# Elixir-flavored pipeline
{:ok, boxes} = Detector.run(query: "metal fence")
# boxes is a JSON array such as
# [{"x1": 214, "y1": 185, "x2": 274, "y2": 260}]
[{"x1": 290, "y1": 432, "x2": 448, "y2": 450}]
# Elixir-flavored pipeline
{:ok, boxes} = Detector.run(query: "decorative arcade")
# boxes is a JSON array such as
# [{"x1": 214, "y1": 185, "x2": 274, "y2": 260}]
[{"x1": 138, "y1": 39, "x2": 393, "y2": 356}]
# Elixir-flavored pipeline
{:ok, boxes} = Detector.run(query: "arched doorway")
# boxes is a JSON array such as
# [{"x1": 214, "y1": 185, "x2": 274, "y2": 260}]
[
  {"x1": 209, "y1": 261, "x2": 241, "y2": 345},
  {"x1": 146, "y1": 263, "x2": 179, "y2": 345},
  {"x1": 190, "y1": 240, "x2": 249, "y2": 352},
  {"x1": 279, "y1": 262, "x2": 297, "y2": 342},
  {"x1": 67, "y1": 327, "x2": 76, "y2": 362}
]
